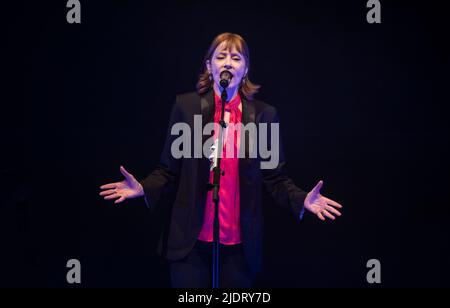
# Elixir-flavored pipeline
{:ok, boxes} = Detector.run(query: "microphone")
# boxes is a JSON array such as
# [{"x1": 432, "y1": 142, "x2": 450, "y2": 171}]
[{"x1": 219, "y1": 70, "x2": 233, "y2": 88}]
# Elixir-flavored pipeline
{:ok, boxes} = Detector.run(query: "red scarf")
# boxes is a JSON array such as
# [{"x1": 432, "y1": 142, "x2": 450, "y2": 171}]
[{"x1": 198, "y1": 93, "x2": 242, "y2": 245}]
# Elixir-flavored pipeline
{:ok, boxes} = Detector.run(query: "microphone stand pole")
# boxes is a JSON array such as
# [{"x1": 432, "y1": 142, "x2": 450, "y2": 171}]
[{"x1": 209, "y1": 87, "x2": 228, "y2": 289}]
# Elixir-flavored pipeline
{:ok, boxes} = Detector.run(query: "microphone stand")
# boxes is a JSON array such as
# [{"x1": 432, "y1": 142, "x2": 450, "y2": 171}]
[{"x1": 208, "y1": 87, "x2": 228, "y2": 289}]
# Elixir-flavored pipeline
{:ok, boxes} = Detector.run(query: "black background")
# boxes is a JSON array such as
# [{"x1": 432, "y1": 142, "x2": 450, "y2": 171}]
[{"x1": 2, "y1": 0, "x2": 449, "y2": 287}]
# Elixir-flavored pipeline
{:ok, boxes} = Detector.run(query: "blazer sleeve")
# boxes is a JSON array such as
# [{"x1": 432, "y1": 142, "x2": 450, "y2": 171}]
[
  {"x1": 261, "y1": 106, "x2": 308, "y2": 221},
  {"x1": 139, "y1": 96, "x2": 182, "y2": 211}
]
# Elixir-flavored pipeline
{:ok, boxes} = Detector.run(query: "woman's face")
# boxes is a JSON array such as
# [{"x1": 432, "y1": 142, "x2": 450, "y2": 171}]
[{"x1": 207, "y1": 42, "x2": 248, "y2": 90}]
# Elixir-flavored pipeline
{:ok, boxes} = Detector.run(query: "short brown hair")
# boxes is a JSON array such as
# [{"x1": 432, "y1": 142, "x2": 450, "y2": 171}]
[{"x1": 196, "y1": 33, "x2": 260, "y2": 100}]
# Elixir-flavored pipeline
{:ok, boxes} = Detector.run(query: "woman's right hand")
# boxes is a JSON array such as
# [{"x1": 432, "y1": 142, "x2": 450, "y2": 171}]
[{"x1": 99, "y1": 166, "x2": 144, "y2": 204}]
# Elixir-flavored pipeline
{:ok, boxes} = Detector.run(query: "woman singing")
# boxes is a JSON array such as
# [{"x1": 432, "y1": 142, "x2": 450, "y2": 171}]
[{"x1": 99, "y1": 33, "x2": 343, "y2": 288}]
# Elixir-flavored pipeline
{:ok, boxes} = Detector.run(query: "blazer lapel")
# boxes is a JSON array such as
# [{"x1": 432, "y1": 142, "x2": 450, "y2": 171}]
[
  {"x1": 239, "y1": 96, "x2": 256, "y2": 218},
  {"x1": 200, "y1": 90, "x2": 215, "y2": 143},
  {"x1": 197, "y1": 91, "x2": 215, "y2": 215},
  {"x1": 240, "y1": 96, "x2": 255, "y2": 157}
]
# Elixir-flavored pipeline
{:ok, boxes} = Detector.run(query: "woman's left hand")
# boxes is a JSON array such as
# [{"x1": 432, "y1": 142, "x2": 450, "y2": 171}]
[{"x1": 304, "y1": 180, "x2": 343, "y2": 221}]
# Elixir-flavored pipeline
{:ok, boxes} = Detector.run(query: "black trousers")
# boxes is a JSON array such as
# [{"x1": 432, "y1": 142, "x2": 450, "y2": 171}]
[{"x1": 170, "y1": 240, "x2": 254, "y2": 288}]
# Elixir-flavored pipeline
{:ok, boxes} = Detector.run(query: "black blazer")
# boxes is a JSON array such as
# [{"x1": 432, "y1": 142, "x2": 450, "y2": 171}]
[{"x1": 140, "y1": 90, "x2": 307, "y2": 273}]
